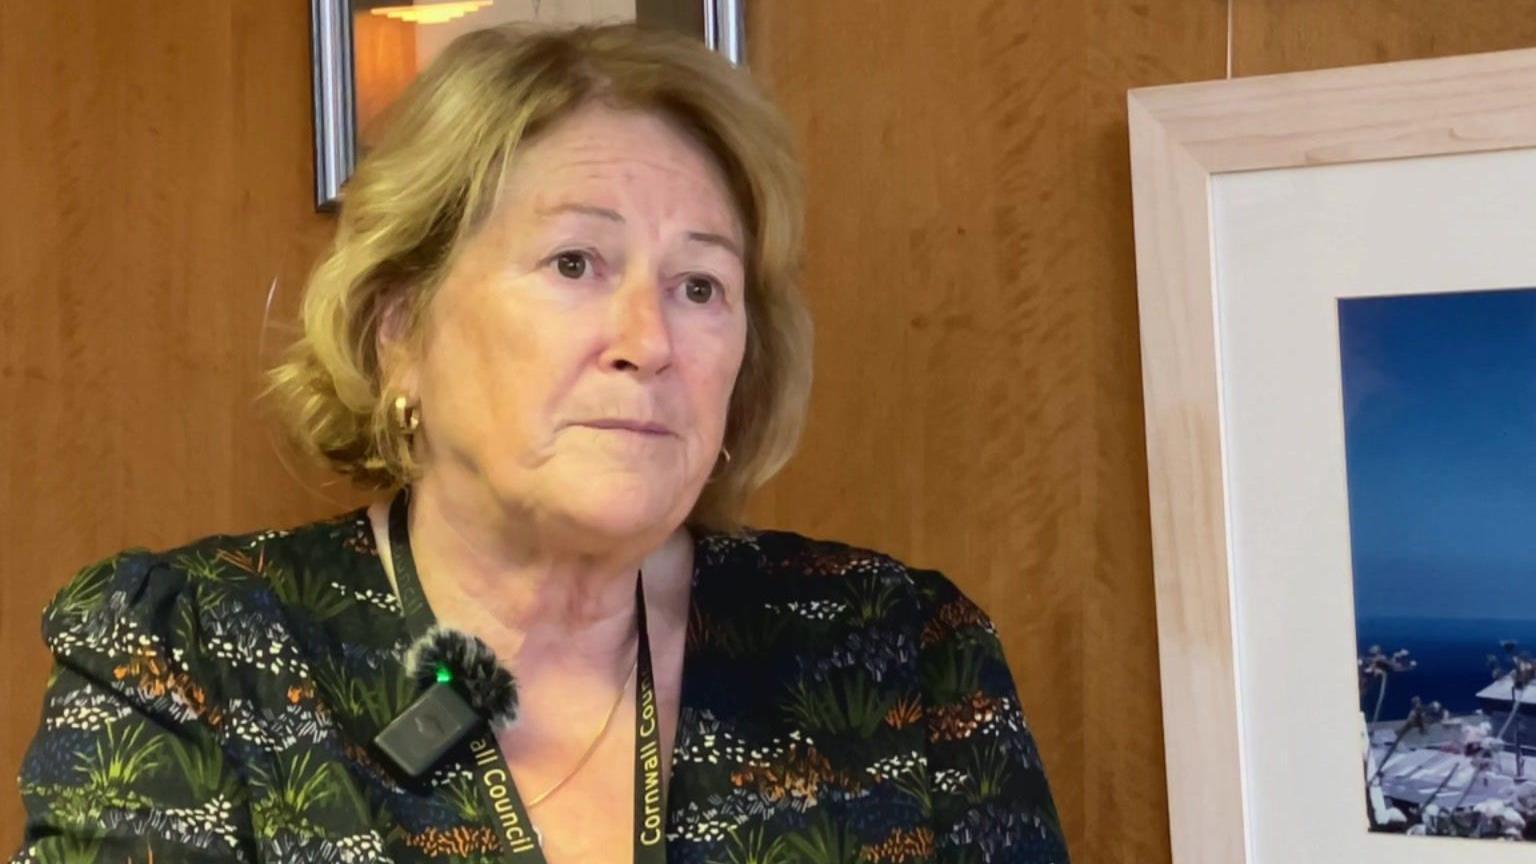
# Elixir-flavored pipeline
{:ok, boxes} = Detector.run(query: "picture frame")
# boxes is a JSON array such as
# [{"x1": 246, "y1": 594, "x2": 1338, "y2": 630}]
[
  {"x1": 1128, "y1": 48, "x2": 1536, "y2": 864},
  {"x1": 309, "y1": 0, "x2": 744, "y2": 211}
]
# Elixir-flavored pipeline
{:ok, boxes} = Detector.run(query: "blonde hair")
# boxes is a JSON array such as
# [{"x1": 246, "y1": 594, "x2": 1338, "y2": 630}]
[{"x1": 265, "y1": 23, "x2": 811, "y2": 531}]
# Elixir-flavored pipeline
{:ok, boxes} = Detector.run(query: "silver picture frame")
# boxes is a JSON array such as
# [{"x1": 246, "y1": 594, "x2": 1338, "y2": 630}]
[{"x1": 309, "y1": 0, "x2": 745, "y2": 212}]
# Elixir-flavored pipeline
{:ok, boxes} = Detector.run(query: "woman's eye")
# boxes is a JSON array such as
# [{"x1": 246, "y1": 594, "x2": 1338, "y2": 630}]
[
  {"x1": 684, "y1": 276, "x2": 717, "y2": 304},
  {"x1": 553, "y1": 251, "x2": 589, "y2": 279}
]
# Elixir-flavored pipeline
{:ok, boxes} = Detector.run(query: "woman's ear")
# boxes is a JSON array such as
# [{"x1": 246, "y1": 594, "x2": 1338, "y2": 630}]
[{"x1": 376, "y1": 289, "x2": 421, "y2": 397}]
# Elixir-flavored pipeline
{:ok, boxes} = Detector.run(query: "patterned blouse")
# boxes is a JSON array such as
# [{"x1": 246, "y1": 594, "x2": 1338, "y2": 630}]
[{"x1": 13, "y1": 506, "x2": 1069, "y2": 863}]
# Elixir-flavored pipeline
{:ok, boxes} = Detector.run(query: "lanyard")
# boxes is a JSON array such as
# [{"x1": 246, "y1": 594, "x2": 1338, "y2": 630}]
[{"x1": 387, "y1": 488, "x2": 668, "y2": 864}]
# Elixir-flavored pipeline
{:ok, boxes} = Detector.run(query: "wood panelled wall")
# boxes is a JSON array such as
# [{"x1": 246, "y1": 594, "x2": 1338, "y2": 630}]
[
  {"x1": 1232, "y1": 0, "x2": 1536, "y2": 76},
  {"x1": 739, "y1": 5, "x2": 1224, "y2": 863},
  {"x1": 0, "y1": 3, "x2": 355, "y2": 854},
  {"x1": 741, "y1": 2, "x2": 1536, "y2": 863},
  {"x1": 5, "y1": 0, "x2": 1536, "y2": 859}
]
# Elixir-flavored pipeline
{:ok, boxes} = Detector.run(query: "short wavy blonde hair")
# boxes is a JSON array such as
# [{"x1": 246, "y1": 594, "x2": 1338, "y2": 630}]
[{"x1": 265, "y1": 23, "x2": 811, "y2": 531}]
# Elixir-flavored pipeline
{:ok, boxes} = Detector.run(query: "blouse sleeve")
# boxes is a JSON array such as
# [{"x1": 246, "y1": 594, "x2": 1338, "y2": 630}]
[
  {"x1": 12, "y1": 552, "x2": 253, "y2": 863},
  {"x1": 913, "y1": 569, "x2": 1070, "y2": 863}
]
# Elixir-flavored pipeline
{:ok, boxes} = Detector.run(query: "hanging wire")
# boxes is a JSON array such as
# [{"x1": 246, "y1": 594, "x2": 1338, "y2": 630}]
[
  {"x1": 256, "y1": 274, "x2": 355, "y2": 510},
  {"x1": 1226, "y1": 0, "x2": 1235, "y2": 79}
]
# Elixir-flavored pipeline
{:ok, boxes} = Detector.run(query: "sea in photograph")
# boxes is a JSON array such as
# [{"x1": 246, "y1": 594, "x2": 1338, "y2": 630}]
[
  {"x1": 1356, "y1": 616, "x2": 1536, "y2": 721},
  {"x1": 1341, "y1": 287, "x2": 1536, "y2": 684}
]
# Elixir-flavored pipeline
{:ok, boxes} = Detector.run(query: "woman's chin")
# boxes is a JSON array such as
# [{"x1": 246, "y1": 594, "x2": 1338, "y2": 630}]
[{"x1": 541, "y1": 473, "x2": 693, "y2": 543}]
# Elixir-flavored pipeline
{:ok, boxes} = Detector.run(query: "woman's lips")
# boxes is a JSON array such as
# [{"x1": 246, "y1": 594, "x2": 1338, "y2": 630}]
[{"x1": 573, "y1": 419, "x2": 674, "y2": 436}]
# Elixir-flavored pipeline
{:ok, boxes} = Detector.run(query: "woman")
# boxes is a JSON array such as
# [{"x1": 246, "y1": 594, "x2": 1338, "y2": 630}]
[{"x1": 15, "y1": 23, "x2": 1069, "y2": 864}]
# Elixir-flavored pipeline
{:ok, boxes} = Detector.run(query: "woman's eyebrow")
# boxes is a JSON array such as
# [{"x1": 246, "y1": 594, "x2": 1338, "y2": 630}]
[
  {"x1": 536, "y1": 201, "x2": 741, "y2": 259},
  {"x1": 686, "y1": 231, "x2": 742, "y2": 261},
  {"x1": 535, "y1": 201, "x2": 624, "y2": 222}
]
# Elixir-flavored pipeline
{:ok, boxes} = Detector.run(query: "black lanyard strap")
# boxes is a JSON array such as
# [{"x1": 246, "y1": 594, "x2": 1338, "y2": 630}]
[{"x1": 387, "y1": 487, "x2": 667, "y2": 864}]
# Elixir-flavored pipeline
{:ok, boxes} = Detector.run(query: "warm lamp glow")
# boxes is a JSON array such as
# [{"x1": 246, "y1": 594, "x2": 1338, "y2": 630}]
[{"x1": 370, "y1": 1, "x2": 494, "y2": 25}]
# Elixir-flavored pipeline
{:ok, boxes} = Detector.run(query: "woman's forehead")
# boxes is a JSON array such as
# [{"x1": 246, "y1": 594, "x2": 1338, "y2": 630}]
[
  {"x1": 499, "y1": 116, "x2": 744, "y2": 239},
  {"x1": 518, "y1": 105, "x2": 710, "y2": 175}
]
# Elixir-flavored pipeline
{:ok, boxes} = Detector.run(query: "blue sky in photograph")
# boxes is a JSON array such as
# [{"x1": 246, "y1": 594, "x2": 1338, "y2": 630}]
[{"x1": 1341, "y1": 287, "x2": 1536, "y2": 622}]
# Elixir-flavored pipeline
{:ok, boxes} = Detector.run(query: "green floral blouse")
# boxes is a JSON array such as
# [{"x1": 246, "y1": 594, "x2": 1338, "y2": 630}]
[{"x1": 13, "y1": 506, "x2": 1068, "y2": 863}]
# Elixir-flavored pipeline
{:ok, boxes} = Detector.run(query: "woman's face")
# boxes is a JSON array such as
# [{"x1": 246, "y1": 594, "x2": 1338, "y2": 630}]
[{"x1": 399, "y1": 103, "x2": 748, "y2": 544}]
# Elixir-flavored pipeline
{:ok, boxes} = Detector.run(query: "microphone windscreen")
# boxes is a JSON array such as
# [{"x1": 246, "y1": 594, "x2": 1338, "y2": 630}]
[{"x1": 403, "y1": 625, "x2": 520, "y2": 730}]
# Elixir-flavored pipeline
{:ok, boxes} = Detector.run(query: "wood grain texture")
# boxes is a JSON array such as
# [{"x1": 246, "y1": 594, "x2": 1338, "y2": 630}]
[
  {"x1": 1138, "y1": 46, "x2": 1536, "y2": 172},
  {"x1": 1125, "y1": 89, "x2": 1246, "y2": 864},
  {"x1": 743, "y1": 3, "x2": 1227, "y2": 862},
  {"x1": 0, "y1": 2, "x2": 356, "y2": 851},
  {"x1": 1129, "y1": 43, "x2": 1536, "y2": 864},
  {"x1": 1233, "y1": 0, "x2": 1536, "y2": 76},
  {"x1": 14, "y1": 1, "x2": 1536, "y2": 860}
]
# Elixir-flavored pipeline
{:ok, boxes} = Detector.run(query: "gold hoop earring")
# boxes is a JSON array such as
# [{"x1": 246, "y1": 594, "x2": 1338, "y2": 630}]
[
  {"x1": 392, "y1": 395, "x2": 420, "y2": 436},
  {"x1": 706, "y1": 447, "x2": 733, "y2": 484}
]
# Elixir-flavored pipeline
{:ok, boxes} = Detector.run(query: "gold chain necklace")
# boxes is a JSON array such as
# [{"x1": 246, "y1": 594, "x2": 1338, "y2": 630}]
[{"x1": 524, "y1": 651, "x2": 641, "y2": 809}]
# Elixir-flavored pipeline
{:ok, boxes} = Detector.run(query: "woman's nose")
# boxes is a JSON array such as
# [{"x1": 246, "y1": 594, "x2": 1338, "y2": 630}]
[{"x1": 601, "y1": 273, "x2": 674, "y2": 374}]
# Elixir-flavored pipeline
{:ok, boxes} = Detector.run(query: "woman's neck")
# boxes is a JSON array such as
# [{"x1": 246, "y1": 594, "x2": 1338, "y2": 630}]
[{"x1": 368, "y1": 475, "x2": 693, "y2": 675}]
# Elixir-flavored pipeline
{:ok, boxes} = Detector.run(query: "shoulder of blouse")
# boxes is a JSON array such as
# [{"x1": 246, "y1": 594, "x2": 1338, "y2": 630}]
[
  {"x1": 691, "y1": 525, "x2": 1021, "y2": 700},
  {"x1": 38, "y1": 509, "x2": 374, "y2": 712},
  {"x1": 704, "y1": 529, "x2": 1068, "y2": 860},
  {"x1": 693, "y1": 524, "x2": 984, "y2": 618}
]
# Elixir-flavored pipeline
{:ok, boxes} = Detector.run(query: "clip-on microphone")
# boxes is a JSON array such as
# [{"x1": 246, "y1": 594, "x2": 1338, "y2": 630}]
[{"x1": 374, "y1": 626, "x2": 520, "y2": 779}]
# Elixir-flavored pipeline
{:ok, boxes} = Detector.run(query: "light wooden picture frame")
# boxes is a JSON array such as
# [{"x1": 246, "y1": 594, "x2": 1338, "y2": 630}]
[{"x1": 1128, "y1": 48, "x2": 1536, "y2": 864}]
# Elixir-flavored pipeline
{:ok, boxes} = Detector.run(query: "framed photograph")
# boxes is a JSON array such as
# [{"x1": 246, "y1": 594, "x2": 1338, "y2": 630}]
[
  {"x1": 1128, "y1": 48, "x2": 1536, "y2": 863},
  {"x1": 310, "y1": 0, "x2": 744, "y2": 211}
]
